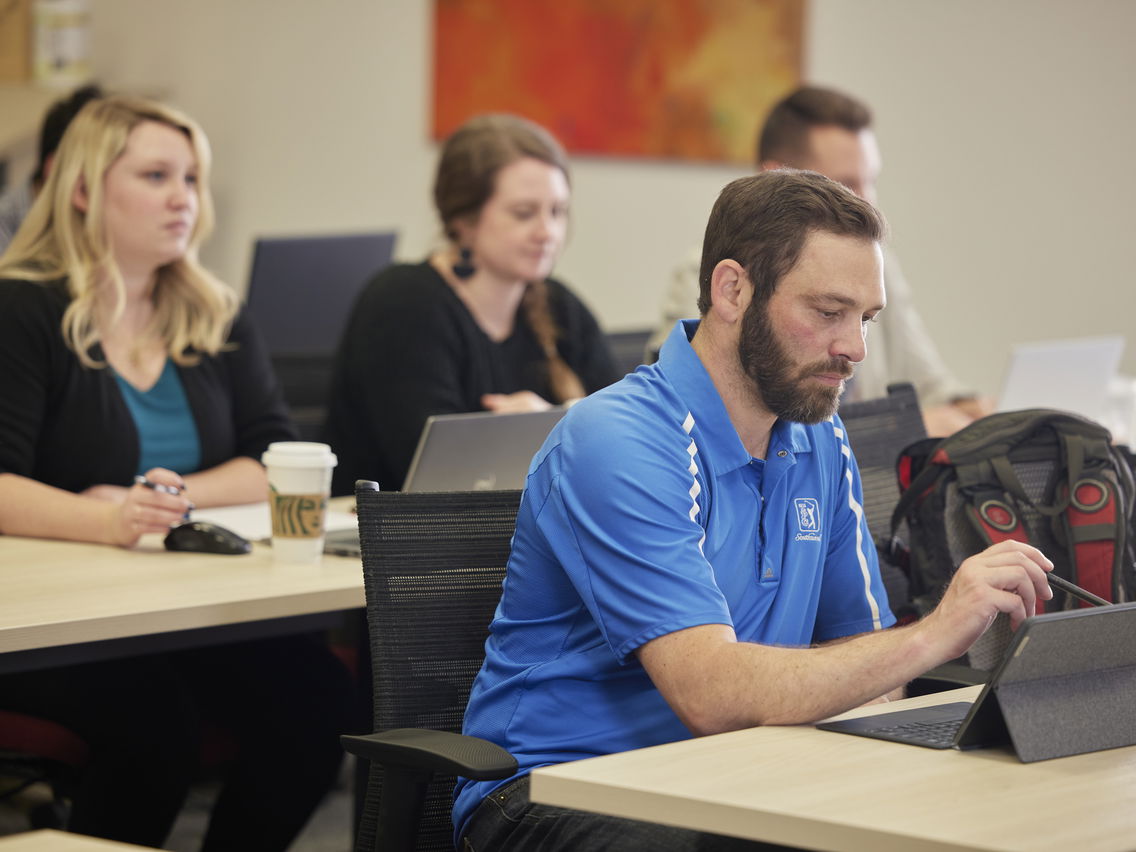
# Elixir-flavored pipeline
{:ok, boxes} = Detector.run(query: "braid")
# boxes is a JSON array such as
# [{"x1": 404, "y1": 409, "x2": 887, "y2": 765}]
[{"x1": 522, "y1": 280, "x2": 585, "y2": 403}]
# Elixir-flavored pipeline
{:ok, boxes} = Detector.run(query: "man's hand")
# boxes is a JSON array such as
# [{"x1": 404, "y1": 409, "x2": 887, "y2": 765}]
[
  {"x1": 921, "y1": 403, "x2": 975, "y2": 437},
  {"x1": 917, "y1": 540, "x2": 1054, "y2": 661},
  {"x1": 953, "y1": 395, "x2": 996, "y2": 421},
  {"x1": 922, "y1": 397, "x2": 996, "y2": 437}
]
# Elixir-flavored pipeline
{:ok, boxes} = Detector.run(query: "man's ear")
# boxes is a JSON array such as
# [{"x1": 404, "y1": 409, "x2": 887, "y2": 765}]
[
  {"x1": 706, "y1": 259, "x2": 752, "y2": 325},
  {"x1": 71, "y1": 176, "x2": 89, "y2": 213}
]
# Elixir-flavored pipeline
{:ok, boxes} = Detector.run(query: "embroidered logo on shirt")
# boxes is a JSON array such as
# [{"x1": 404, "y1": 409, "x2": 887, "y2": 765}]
[{"x1": 793, "y1": 497, "x2": 822, "y2": 542}]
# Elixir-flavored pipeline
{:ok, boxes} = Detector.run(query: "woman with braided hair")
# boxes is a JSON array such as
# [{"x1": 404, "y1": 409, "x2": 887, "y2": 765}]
[{"x1": 326, "y1": 113, "x2": 618, "y2": 494}]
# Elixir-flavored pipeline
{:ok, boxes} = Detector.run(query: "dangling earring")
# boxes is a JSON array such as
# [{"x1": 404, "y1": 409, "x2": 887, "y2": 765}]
[{"x1": 452, "y1": 247, "x2": 476, "y2": 280}]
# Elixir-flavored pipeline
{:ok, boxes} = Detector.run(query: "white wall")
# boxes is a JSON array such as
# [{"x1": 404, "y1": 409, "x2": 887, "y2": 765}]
[
  {"x1": 89, "y1": 0, "x2": 1136, "y2": 394},
  {"x1": 808, "y1": 1, "x2": 1136, "y2": 392}
]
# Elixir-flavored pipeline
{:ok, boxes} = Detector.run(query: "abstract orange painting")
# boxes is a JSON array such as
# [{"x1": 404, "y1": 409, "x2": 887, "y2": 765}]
[{"x1": 433, "y1": 0, "x2": 803, "y2": 164}]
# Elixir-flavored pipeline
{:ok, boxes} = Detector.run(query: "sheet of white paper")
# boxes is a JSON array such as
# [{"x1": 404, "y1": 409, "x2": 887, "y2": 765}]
[{"x1": 191, "y1": 502, "x2": 356, "y2": 542}]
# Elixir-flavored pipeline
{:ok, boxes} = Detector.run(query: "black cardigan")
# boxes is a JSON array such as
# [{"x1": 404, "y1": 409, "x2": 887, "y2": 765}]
[
  {"x1": 0, "y1": 277, "x2": 295, "y2": 493},
  {"x1": 324, "y1": 262, "x2": 619, "y2": 495}
]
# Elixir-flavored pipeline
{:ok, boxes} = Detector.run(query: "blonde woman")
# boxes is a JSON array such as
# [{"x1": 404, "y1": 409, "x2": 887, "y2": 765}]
[
  {"x1": 325, "y1": 114, "x2": 619, "y2": 494},
  {"x1": 0, "y1": 96, "x2": 353, "y2": 849},
  {"x1": 0, "y1": 96, "x2": 289, "y2": 545}
]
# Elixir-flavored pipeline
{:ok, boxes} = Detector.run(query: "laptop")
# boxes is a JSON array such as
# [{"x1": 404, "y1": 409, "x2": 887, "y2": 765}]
[
  {"x1": 816, "y1": 601, "x2": 1136, "y2": 762},
  {"x1": 245, "y1": 231, "x2": 396, "y2": 357},
  {"x1": 995, "y1": 335, "x2": 1124, "y2": 424},
  {"x1": 322, "y1": 407, "x2": 566, "y2": 556},
  {"x1": 323, "y1": 526, "x2": 363, "y2": 558},
  {"x1": 402, "y1": 408, "x2": 567, "y2": 492}
]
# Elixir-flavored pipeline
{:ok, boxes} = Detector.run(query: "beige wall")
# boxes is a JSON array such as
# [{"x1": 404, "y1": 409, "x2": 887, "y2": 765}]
[{"x1": 88, "y1": 0, "x2": 1136, "y2": 394}]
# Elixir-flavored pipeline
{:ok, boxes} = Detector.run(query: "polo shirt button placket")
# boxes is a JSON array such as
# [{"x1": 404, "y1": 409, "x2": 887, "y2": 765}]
[
  {"x1": 750, "y1": 465, "x2": 770, "y2": 583},
  {"x1": 755, "y1": 518, "x2": 769, "y2": 582}
]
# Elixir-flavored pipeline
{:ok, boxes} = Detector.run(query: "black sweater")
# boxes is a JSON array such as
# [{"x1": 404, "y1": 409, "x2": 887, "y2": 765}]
[
  {"x1": 0, "y1": 278, "x2": 295, "y2": 493},
  {"x1": 324, "y1": 262, "x2": 618, "y2": 494}
]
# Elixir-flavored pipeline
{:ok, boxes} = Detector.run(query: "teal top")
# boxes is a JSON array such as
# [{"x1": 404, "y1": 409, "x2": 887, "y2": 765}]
[{"x1": 114, "y1": 359, "x2": 202, "y2": 475}]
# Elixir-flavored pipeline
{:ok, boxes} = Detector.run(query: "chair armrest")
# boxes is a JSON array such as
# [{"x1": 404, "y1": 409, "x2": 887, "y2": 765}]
[
  {"x1": 907, "y1": 662, "x2": 990, "y2": 697},
  {"x1": 341, "y1": 728, "x2": 517, "y2": 781}
]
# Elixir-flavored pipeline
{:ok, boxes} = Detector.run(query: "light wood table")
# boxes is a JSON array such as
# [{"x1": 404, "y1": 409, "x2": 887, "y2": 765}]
[
  {"x1": 0, "y1": 830, "x2": 157, "y2": 850},
  {"x1": 531, "y1": 686, "x2": 1136, "y2": 852},
  {"x1": 0, "y1": 518, "x2": 363, "y2": 674}
]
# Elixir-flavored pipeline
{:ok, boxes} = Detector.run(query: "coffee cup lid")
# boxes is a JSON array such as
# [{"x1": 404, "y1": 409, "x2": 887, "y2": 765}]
[{"x1": 261, "y1": 441, "x2": 338, "y2": 469}]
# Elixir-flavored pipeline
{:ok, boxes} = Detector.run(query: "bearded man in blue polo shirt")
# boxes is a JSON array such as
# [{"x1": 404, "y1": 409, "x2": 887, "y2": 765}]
[{"x1": 455, "y1": 170, "x2": 1054, "y2": 852}]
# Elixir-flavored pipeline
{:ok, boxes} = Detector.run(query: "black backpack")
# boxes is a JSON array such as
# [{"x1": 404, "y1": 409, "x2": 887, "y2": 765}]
[{"x1": 890, "y1": 410, "x2": 1136, "y2": 624}]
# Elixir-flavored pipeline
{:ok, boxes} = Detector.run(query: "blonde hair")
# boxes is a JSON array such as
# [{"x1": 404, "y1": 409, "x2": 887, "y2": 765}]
[
  {"x1": 434, "y1": 114, "x2": 585, "y2": 402},
  {"x1": 0, "y1": 95, "x2": 237, "y2": 368}
]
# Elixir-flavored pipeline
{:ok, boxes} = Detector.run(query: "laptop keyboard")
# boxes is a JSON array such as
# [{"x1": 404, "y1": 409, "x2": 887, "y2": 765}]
[
  {"x1": 868, "y1": 718, "x2": 963, "y2": 747},
  {"x1": 815, "y1": 701, "x2": 973, "y2": 749}
]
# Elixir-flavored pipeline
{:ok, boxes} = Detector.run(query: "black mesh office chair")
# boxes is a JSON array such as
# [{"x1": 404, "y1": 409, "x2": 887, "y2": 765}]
[
  {"x1": 244, "y1": 231, "x2": 397, "y2": 441},
  {"x1": 838, "y1": 382, "x2": 927, "y2": 619},
  {"x1": 840, "y1": 383, "x2": 986, "y2": 691},
  {"x1": 341, "y1": 484, "x2": 519, "y2": 852}
]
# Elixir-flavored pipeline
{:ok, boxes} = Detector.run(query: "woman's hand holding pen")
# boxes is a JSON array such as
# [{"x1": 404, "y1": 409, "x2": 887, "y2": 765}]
[
  {"x1": 481, "y1": 391, "x2": 552, "y2": 413},
  {"x1": 108, "y1": 468, "x2": 191, "y2": 547}
]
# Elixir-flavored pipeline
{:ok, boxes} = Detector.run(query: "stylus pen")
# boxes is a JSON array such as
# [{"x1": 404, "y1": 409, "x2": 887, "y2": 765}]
[{"x1": 1047, "y1": 572, "x2": 1111, "y2": 607}]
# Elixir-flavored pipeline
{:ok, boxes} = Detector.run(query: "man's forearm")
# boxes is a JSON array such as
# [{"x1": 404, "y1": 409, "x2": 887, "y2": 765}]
[
  {"x1": 639, "y1": 620, "x2": 943, "y2": 736},
  {"x1": 641, "y1": 541, "x2": 1054, "y2": 736}
]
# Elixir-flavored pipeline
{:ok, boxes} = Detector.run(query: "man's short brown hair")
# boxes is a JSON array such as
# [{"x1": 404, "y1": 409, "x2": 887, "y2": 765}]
[
  {"x1": 757, "y1": 86, "x2": 872, "y2": 167},
  {"x1": 697, "y1": 169, "x2": 886, "y2": 315}
]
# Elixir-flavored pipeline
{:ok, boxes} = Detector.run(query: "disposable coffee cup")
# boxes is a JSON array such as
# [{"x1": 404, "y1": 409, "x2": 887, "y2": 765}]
[{"x1": 261, "y1": 441, "x2": 337, "y2": 563}]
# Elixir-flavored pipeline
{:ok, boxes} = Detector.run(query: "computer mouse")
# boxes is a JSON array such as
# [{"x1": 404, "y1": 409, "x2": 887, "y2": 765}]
[{"x1": 164, "y1": 521, "x2": 252, "y2": 555}]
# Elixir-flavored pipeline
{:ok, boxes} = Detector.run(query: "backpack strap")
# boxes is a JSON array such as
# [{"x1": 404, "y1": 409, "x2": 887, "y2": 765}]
[
  {"x1": 1061, "y1": 429, "x2": 1123, "y2": 605},
  {"x1": 974, "y1": 427, "x2": 1119, "y2": 606},
  {"x1": 954, "y1": 481, "x2": 1044, "y2": 609},
  {"x1": 889, "y1": 439, "x2": 948, "y2": 537}
]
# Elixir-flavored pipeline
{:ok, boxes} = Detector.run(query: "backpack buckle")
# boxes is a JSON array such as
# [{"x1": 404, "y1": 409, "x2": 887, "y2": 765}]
[
  {"x1": 1071, "y1": 478, "x2": 1109, "y2": 513},
  {"x1": 977, "y1": 498, "x2": 1018, "y2": 533}
]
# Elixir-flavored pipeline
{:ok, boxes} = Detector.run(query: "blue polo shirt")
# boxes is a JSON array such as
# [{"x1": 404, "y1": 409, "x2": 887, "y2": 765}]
[{"x1": 453, "y1": 320, "x2": 894, "y2": 841}]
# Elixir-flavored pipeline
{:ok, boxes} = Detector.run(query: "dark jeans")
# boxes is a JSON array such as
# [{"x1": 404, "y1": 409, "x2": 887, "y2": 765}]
[
  {"x1": 461, "y1": 775, "x2": 803, "y2": 852},
  {"x1": 0, "y1": 634, "x2": 357, "y2": 851}
]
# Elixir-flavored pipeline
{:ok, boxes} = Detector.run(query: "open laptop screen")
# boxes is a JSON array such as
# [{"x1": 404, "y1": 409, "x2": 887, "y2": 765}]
[
  {"x1": 402, "y1": 408, "x2": 567, "y2": 492},
  {"x1": 996, "y1": 336, "x2": 1124, "y2": 424}
]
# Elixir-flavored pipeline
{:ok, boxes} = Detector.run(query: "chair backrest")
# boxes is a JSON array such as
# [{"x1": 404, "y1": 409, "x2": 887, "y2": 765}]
[
  {"x1": 244, "y1": 231, "x2": 397, "y2": 440},
  {"x1": 604, "y1": 328, "x2": 652, "y2": 376},
  {"x1": 354, "y1": 484, "x2": 522, "y2": 852},
  {"x1": 838, "y1": 383, "x2": 927, "y2": 618},
  {"x1": 245, "y1": 232, "x2": 396, "y2": 360}
]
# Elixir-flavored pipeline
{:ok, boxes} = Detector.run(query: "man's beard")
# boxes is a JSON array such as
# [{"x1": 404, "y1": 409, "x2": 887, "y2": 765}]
[{"x1": 737, "y1": 298, "x2": 854, "y2": 424}]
